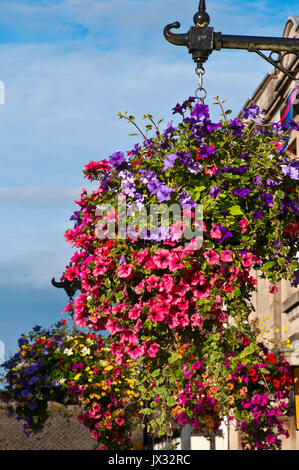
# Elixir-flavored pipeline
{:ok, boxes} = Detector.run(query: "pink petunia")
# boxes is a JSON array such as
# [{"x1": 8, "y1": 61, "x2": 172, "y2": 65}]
[
  {"x1": 193, "y1": 283, "x2": 210, "y2": 299},
  {"x1": 241, "y1": 252, "x2": 254, "y2": 267},
  {"x1": 64, "y1": 265, "x2": 80, "y2": 281},
  {"x1": 221, "y1": 250, "x2": 233, "y2": 262},
  {"x1": 116, "y1": 418, "x2": 125, "y2": 426},
  {"x1": 106, "y1": 319, "x2": 121, "y2": 336},
  {"x1": 174, "y1": 311, "x2": 190, "y2": 328},
  {"x1": 128, "y1": 304, "x2": 142, "y2": 320},
  {"x1": 158, "y1": 274, "x2": 175, "y2": 293},
  {"x1": 146, "y1": 275, "x2": 160, "y2": 292},
  {"x1": 135, "y1": 279, "x2": 145, "y2": 294},
  {"x1": 148, "y1": 307, "x2": 166, "y2": 323},
  {"x1": 134, "y1": 247, "x2": 150, "y2": 264},
  {"x1": 169, "y1": 253, "x2": 185, "y2": 272},
  {"x1": 204, "y1": 166, "x2": 217, "y2": 175},
  {"x1": 143, "y1": 340, "x2": 160, "y2": 358},
  {"x1": 210, "y1": 223, "x2": 222, "y2": 239},
  {"x1": 153, "y1": 248, "x2": 171, "y2": 269},
  {"x1": 117, "y1": 264, "x2": 134, "y2": 280},
  {"x1": 204, "y1": 249, "x2": 220, "y2": 265},
  {"x1": 124, "y1": 343, "x2": 144, "y2": 360},
  {"x1": 191, "y1": 313, "x2": 203, "y2": 328},
  {"x1": 238, "y1": 219, "x2": 249, "y2": 234},
  {"x1": 84, "y1": 159, "x2": 111, "y2": 173}
]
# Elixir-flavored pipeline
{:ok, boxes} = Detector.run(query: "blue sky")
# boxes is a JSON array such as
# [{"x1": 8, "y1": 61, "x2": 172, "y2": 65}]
[{"x1": 0, "y1": 0, "x2": 298, "y2": 360}]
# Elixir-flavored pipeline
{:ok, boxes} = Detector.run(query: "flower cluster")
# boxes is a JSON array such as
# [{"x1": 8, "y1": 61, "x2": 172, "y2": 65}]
[
  {"x1": 0, "y1": 321, "x2": 140, "y2": 449},
  {"x1": 58, "y1": 97, "x2": 297, "y2": 447},
  {"x1": 2, "y1": 97, "x2": 297, "y2": 450},
  {"x1": 170, "y1": 331, "x2": 293, "y2": 450}
]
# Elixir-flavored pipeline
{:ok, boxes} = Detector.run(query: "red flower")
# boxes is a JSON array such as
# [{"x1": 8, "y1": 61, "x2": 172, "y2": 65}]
[
  {"x1": 241, "y1": 336, "x2": 250, "y2": 346},
  {"x1": 273, "y1": 379, "x2": 280, "y2": 389},
  {"x1": 265, "y1": 353, "x2": 276, "y2": 364},
  {"x1": 248, "y1": 368, "x2": 256, "y2": 376}
]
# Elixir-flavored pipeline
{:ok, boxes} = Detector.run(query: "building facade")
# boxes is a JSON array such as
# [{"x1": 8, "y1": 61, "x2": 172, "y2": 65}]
[{"x1": 228, "y1": 15, "x2": 299, "y2": 451}]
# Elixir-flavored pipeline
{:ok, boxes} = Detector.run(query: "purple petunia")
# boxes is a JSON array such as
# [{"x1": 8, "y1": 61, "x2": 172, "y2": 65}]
[
  {"x1": 251, "y1": 209, "x2": 263, "y2": 220},
  {"x1": 209, "y1": 186, "x2": 221, "y2": 199},
  {"x1": 260, "y1": 192, "x2": 274, "y2": 208},
  {"x1": 232, "y1": 188, "x2": 251, "y2": 198},
  {"x1": 156, "y1": 184, "x2": 174, "y2": 203},
  {"x1": 191, "y1": 103, "x2": 210, "y2": 120},
  {"x1": 179, "y1": 189, "x2": 196, "y2": 208},
  {"x1": 147, "y1": 178, "x2": 161, "y2": 195},
  {"x1": 281, "y1": 160, "x2": 299, "y2": 180},
  {"x1": 242, "y1": 104, "x2": 265, "y2": 123},
  {"x1": 163, "y1": 153, "x2": 178, "y2": 171},
  {"x1": 109, "y1": 150, "x2": 125, "y2": 168},
  {"x1": 119, "y1": 255, "x2": 126, "y2": 265},
  {"x1": 228, "y1": 118, "x2": 245, "y2": 136},
  {"x1": 217, "y1": 224, "x2": 233, "y2": 244}
]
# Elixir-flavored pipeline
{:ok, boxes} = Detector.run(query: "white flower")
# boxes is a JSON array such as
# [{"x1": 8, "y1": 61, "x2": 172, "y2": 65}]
[
  {"x1": 63, "y1": 348, "x2": 73, "y2": 356},
  {"x1": 81, "y1": 347, "x2": 90, "y2": 356}
]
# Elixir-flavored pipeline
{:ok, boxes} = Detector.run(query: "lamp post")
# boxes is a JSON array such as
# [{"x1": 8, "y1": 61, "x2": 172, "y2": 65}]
[{"x1": 164, "y1": 0, "x2": 299, "y2": 82}]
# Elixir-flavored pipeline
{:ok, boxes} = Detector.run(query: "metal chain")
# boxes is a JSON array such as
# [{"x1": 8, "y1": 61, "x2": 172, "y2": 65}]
[{"x1": 195, "y1": 64, "x2": 207, "y2": 103}]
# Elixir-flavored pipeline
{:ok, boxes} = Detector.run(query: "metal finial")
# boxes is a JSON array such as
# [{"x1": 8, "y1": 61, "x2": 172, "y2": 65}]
[{"x1": 193, "y1": 0, "x2": 210, "y2": 27}]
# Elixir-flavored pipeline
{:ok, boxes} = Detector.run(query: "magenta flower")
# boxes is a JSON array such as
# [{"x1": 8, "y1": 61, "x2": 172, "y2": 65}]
[{"x1": 191, "y1": 360, "x2": 201, "y2": 370}]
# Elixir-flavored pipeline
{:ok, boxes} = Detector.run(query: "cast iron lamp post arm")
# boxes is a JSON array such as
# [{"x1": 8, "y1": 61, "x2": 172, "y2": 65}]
[{"x1": 164, "y1": 0, "x2": 299, "y2": 81}]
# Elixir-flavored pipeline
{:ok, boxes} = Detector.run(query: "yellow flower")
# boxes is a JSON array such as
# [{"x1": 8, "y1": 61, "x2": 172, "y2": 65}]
[{"x1": 74, "y1": 373, "x2": 81, "y2": 381}]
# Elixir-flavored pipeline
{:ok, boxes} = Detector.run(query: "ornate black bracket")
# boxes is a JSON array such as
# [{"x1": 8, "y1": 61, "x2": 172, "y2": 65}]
[
  {"x1": 51, "y1": 274, "x2": 78, "y2": 301},
  {"x1": 164, "y1": 0, "x2": 299, "y2": 81}
]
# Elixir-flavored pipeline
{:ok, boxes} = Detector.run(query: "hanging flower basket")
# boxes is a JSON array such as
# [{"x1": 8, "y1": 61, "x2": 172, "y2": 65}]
[{"x1": 1, "y1": 97, "x2": 298, "y2": 450}]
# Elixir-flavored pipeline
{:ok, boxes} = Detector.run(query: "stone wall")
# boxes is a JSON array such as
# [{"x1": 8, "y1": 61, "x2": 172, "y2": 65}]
[{"x1": 0, "y1": 402, "x2": 97, "y2": 450}]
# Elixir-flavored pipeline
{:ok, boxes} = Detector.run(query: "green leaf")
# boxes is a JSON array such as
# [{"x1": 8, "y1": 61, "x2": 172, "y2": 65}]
[
  {"x1": 241, "y1": 343, "x2": 258, "y2": 357},
  {"x1": 229, "y1": 205, "x2": 244, "y2": 216},
  {"x1": 152, "y1": 369, "x2": 160, "y2": 378},
  {"x1": 275, "y1": 190, "x2": 284, "y2": 199},
  {"x1": 116, "y1": 291, "x2": 124, "y2": 301},
  {"x1": 168, "y1": 352, "x2": 180, "y2": 364},
  {"x1": 167, "y1": 396, "x2": 177, "y2": 407}
]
